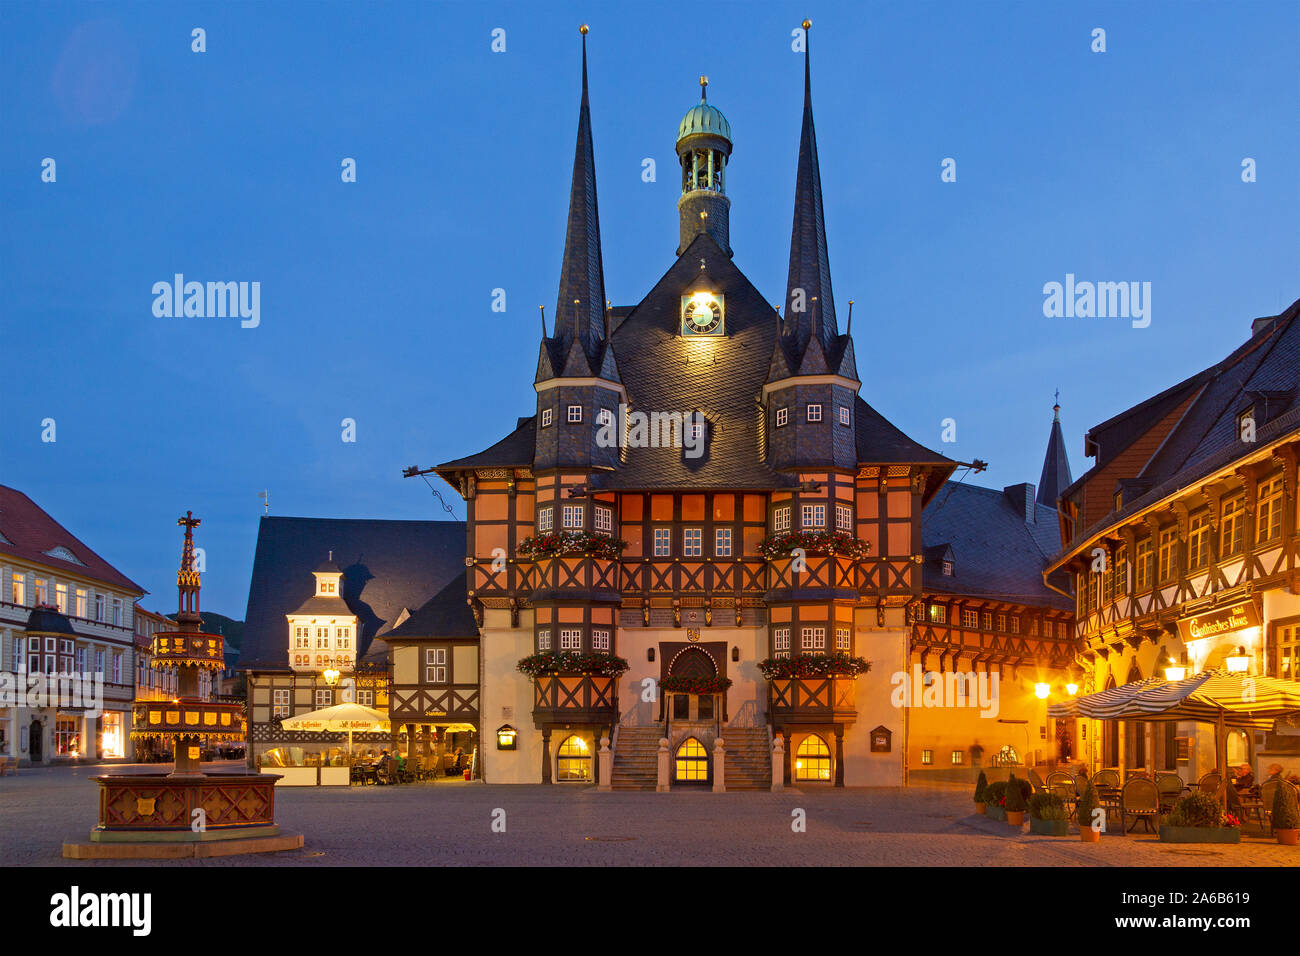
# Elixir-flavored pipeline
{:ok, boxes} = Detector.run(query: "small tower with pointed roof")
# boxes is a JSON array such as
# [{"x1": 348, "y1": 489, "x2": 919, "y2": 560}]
[{"x1": 1037, "y1": 395, "x2": 1073, "y2": 508}]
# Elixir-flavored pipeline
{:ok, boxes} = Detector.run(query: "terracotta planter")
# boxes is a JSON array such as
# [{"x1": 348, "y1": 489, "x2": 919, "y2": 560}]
[
  {"x1": 1005, "y1": 810, "x2": 1025, "y2": 826},
  {"x1": 975, "y1": 802, "x2": 986, "y2": 815},
  {"x1": 1080, "y1": 827, "x2": 1101, "y2": 843},
  {"x1": 1276, "y1": 828, "x2": 1299, "y2": 846}
]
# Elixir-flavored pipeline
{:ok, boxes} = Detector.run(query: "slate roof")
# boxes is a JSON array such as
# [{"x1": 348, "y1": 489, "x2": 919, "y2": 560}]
[
  {"x1": 437, "y1": 417, "x2": 536, "y2": 472},
  {"x1": 0, "y1": 485, "x2": 144, "y2": 595},
  {"x1": 381, "y1": 571, "x2": 478, "y2": 640},
  {"x1": 237, "y1": 517, "x2": 466, "y2": 671},
  {"x1": 25, "y1": 604, "x2": 79, "y2": 636},
  {"x1": 1037, "y1": 406, "x2": 1073, "y2": 507},
  {"x1": 1055, "y1": 296, "x2": 1300, "y2": 558},
  {"x1": 922, "y1": 482, "x2": 1072, "y2": 610}
]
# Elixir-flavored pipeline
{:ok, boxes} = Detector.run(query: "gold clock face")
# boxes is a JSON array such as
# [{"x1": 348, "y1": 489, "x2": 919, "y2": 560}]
[{"x1": 681, "y1": 292, "x2": 723, "y2": 335}]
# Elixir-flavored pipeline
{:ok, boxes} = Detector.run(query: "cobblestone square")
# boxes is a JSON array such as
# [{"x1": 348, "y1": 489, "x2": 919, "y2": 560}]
[{"x1": 5, "y1": 762, "x2": 1297, "y2": 867}]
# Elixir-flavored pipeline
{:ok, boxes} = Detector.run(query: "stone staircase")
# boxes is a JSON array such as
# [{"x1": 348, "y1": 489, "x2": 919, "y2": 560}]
[
  {"x1": 610, "y1": 726, "x2": 661, "y2": 790},
  {"x1": 722, "y1": 727, "x2": 772, "y2": 790}
]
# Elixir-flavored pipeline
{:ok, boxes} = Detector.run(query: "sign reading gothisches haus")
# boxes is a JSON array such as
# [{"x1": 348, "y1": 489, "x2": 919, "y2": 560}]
[{"x1": 1175, "y1": 602, "x2": 1260, "y2": 642}]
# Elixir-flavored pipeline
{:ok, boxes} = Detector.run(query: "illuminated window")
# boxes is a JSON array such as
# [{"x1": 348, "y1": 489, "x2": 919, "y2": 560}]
[
  {"x1": 10, "y1": 574, "x2": 24, "y2": 606},
  {"x1": 1257, "y1": 476, "x2": 1283, "y2": 544},
  {"x1": 556, "y1": 735, "x2": 592, "y2": 781},
  {"x1": 920, "y1": 749, "x2": 933, "y2": 766},
  {"x1": 683, "y1": 528, "x2": 702, "y2": 557},
  {"x1": 773, "y1": 507, "x2": 791, "y2": 532},
  {"x1": 715, "y1": 528, "x2": 732, "y2": 557},
  {"x1": 962, "y1": 608, "x2": 978, "y2": 628},
  {"x1": 1279, "y1": 624, "x2": 1300, "y2": 681},
  {"x1": 537, "y1": 506, "x2": 554, "y2": 532},
  {"x1": 55, "y1": 583, "x2": 68, "y2": 613},
  {"x1": 537, "y1": 629, "x2": 551, "y2": 650},
  {"x1": 834, "y1": 626, "x2": 851, "y2": 651},
  {"x1": 801, "y1": 504, "x2": 826, "y2": 529},
  {"x1": 995, "y1": 613, "x2": 1006, "y2": 632},
  {"x1": 560, "y1": 629, "x2": 582, "y2": 650},
  {"x1": 1188, "y1": 512, "x2": 1211, "y2": 570},
  {"x1": 567, "y1": 405, "x2": 582, "y2": 423},
  {"x1": 653, "y1": 527, "x2": 671, "y2": 556},
  {"x1": 34, "y1": 578, "x2": 47, "y2": 605},
  {"x1": 562, "y1": 504, "x2": 583, "y2": 529},
  {"x1": 1220, "y1": 494, "x2": 1245, "y2": 557},
  {"x1": 541, "y1": 408, "x2": 553, "y2": 428},
  {"x1": 55, "y1": 716, "x2": 80, "y2": 756},
  {"x1": 801, "y1": 626, "x2": 826, "y2": 652},
  {"x1": 929, "y1": 604, "x2": 946, "y2": 624},
  {"x1": 806, "y1": 404, "x2": 822, "y2": 423},
  {"x1": 952, "y1": 750, "x2": 964, "y2": 765},
  {"x1": 425, "y1": 648, "x2": 447, "y2": 683},
  {"x1": 835, "y1": 503, "x2": 853, "y2": 531},
  {"x1": 675, "y1": 737, "x2": 709, "y2": 782},
  {"x1": 75, "y1": 588, "x2": 87, "y2": 618},
  {"x1": 776, "y1": 407, "x2": 788, "y2": 428},
  {"x1": 357, "y1": 689, "x2": 374, "y2": 707},
  {"x1": 982, "y1": 611, "x2": 993, "y2": 630},
  {"x1": 773, "y1": 626, "x2": 791, "y2": 659}
]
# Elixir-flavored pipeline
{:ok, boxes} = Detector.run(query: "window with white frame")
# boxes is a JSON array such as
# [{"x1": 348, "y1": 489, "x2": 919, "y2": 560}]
[
  {"x1": 315, "y1": 688, "x2": 333, "y2": 709},
  {"x1": 806, "y1": 404, "x2": 822, "y2": 422},
  {"x1": 94, "y1": 649, "x2": 105, "y2": 675},
  {"x1": 688, "y1": 419, "x2": 705, "y2": 442},
  {"x1": 996, "y1": 613, "x2": 1007, "y2": 631},
  {"x1": 835, "y1": 503, "x2": 852, "y2": 531},
  {"x1": 425, "y1": 648, "x2": 447, "y2": 683},
  {"x1": 834, "y1": 626, "x2": 851, "y2": 651},
  {"x1": 94, "y1": 594, "x2": 105, "y2": 622},
  {"x1": 13, "y1": 637, "x2": 24, "y2": 674},
  {"x1": 272, "y1": 689, "x2": 290, "y2": 718},
  {"x1": 34, "y1": 578, "x2": 47, "y2": 605},
  {"x1": 982, "y1": 611, "x2": 993, "y2": 630},
  {"x1": 773, "y1": 626, "x2": 791, "y2": 658},
  {"x1": 592, "y1": 629, "x2": 610, "y2": 652},
  {"x1": 75, "y1": 588, "x2": 87, "y2": 618},
  {"x1": 567, "y1": 405, "x2": 582, "y2": 423},
  {"x1": 715, "y1": 528, "x2": 732, "y2": 557},
  {"x1": 562, "y1": 504, "x2": 583, "y2": 529},
  {"x1": 962, "y1": 608, "x2": 978, "y2": 629},
  {"x1": 802, "y1": 626, "x2": 826, "y2": 652},
  {"x1": 112, "y1": 654, "x2": 122, "y2": 684},
  {"x1": 537, "y1": 506, "x2": 554, "y2": 532},
  {"x1": 774, "y1": 506, "x2": 791, "y2": 532},
  {"x1": 594, "y1": 507, "x2": 613, "y2": 533},
  {"x1": 683, "y1": 528, "x2": 702, "y2": 557},
  {"x1": 356, "y1": 689, "x2": 374, "y2": 707},
  {"x1": 597, "y1": 408, "x2": 613, "y2": 427},
  {"x1": 112, "y1": 599, "x2": 122, "y2": 626},
  {"x1": 801, "y1": 503, "x2": 826, "y2": 529},
  {"x1": 294, "y1": 626, "x2": 310, "y2": 649},
  {"x1": 776, "y1": 407, "x2": 788, "y2": 427},
  {"x1": 76, "y1": 647, "x2": 86, "y2": 673},
  {"x1": 653, "y1": 527, "x2": 671, "y2": 557},
  {"x1": 560, "y1": 629, "x2": 582, "y2": 650},
  {"x1": 541, "y1": 408, "x2": 553, "y2": 427},
  {"x1": 10, "y1": 574, "x2": 25, "y2": 606},
  {"x1": 839, "y1": 406, "x2": 851, "y2": 426},
  {"x1": 537, "y1": 628, "x2": 551, "y2": 650},
  {"x1": 55, "y1": 583, "x2": 68, "y2": 613}
]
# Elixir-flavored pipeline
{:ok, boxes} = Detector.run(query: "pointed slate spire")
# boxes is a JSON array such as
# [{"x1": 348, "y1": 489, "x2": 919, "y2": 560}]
[
  {"x1": 783, "y1": 19, "x2": 837, "y2": 361},
  {"x1": 1037, "y1": 396, "x2": 1073, "y2": 507},
  {"x1": 552, "y1": 24, "x2": 608, "y2": 374}
]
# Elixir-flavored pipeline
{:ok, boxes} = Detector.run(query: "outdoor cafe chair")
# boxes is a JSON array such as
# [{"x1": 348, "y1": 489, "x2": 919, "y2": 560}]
[
  {"x1": 1028, "y1": 768, "x2": 1049, "y2": 794},
  {"x1": 1092, "y1": 769, "x2": 1120, "y2": 789},
  {"x1": 1198, "y1": 772, "x2": 1222, "y2": 794},
  {"x1": 1155, "y1": 773, "x2": 1185, "y2": 812},
  {"x1": 1121, "y1": 777, "x2": 1161, "y2": 834},
  {"x1": 1258, "y1": 779, "x2": 1298, "y2": 834},
  {"x1": 1045, "y1": 772, "x2": 1078, "y2": 819}
]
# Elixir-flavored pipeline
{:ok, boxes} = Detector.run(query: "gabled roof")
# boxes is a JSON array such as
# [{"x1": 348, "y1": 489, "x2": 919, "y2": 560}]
[
  {"x1": 922, "y1": 482, "x2": 1072, "y2": 610},
  {"x1": 381, "y1": 571, "x2": 478, "y2": 640},
  {"x1": 237, "y1": 517, "x2": 466, "y2": 671},
  {"x1": 0, "y1": 485, "x2": 144, "y2": 594}
]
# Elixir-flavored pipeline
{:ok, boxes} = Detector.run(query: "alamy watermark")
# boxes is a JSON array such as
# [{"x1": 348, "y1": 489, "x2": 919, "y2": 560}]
[
  {"x1": 596, "y1": 404, "x2": 706, "y2": 459},
  {"x1": 152, "y1": 274, "x2": 260, "y2": 328},
  {"x1": 0, "y1": 672, "x2": 104, "y2": 717},
  {"x1": 889, "y1": 665, "x2": 1000, "y2": 718},
  {"x1": 1042, "y1": 274, "x2": 1150, "y2": 328}
]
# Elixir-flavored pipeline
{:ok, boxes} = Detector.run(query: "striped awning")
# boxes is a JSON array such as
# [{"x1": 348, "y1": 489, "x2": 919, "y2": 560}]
[{"x1": 1049, "y1": 670, "x2": 1300, "y2": 730}]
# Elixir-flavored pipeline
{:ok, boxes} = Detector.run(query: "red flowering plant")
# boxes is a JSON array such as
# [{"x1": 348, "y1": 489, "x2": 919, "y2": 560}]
[
  {"x1": 758, "y1": 530, "x2": 871, "y2": 561},
  {"x1": 515, "y1": 652, "x2": 629, "y2": 681},
  {"x1": 660, "y1": 675, "x2": 733, "y2": 695},
  {"x1": 1222, "y1": 813, "x2": 1241, "y2": 829},
  {"x1": 517, "y1": 530, "x2": 626, "y2": 561},
  {"x1": 756, "y1": 653, "x2": 872, "y2": 680}
]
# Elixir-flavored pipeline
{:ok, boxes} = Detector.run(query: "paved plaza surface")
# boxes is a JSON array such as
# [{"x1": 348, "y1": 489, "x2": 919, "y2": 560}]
[{"x1": 4, "y1": 761, "x2": 1296, "y2": 866}]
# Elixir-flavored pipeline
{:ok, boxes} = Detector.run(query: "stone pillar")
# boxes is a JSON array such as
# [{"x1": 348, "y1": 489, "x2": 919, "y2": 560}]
[
  {"x1": 834, "y1": 725, "x2": 846, "y2": 788},
  {"x1": 771, "y1": 736, "x2": 785, "y2": 792},
  {"x1": 782, "y1": 729, "x2": 793, "y2": 786},
  {"x1": 712, "y1": 738, "x2": 726, "y2": 793},
  {"x1": 656, "y1": 737, "x2": 671, "y2": 792},
  {"x1": 598, "y1": 735, "x2": 612, "y2": 791},
  {"x1": 540, "y1": 727, "x2": 552, "y2": 784}
]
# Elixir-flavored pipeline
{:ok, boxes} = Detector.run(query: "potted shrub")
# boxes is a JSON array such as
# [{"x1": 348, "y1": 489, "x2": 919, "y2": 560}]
[
  {"x1": 1003, "y1": 773, "x2": 1027, "y2": 826},
  {"x1": 1272, "y1": 782, "x2": 1300, "y2": 846},
  {"x1": 1159, "y1": 791, "x2": 1241, "y2": 844},
  {"x1": 983, "y1": 781, "x2": 1008, "y2": 822},
  {"x1": 974, "y1": 770, "x2": 989, "y2": 815},
  {"x1": 1028, "y1": 792, "x2": 1069, "y2": 836},
  {"x1": 1076, "y1": 781, "x2": 1102, "y2": 842}
]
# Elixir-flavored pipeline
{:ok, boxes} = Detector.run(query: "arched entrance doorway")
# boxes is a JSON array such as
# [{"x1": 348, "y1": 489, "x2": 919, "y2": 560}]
[
  {"x1": 668, "y1": 648, "x2": 717, "y2": 721},
  {"x1": 795, "y1": 735, "x2": 832, "y2": 782},
  {"x1": 29, "y1": 719, "x2": 43, "y2": 763},
  {"x1": 556, "y1": 734, "x2": 592, "y2": 782}
]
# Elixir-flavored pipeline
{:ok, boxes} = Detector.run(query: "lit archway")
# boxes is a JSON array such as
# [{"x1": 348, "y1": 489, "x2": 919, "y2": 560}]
[
  {"x1": 674, "y1": 737, "x2": 708, "y2": 782},
  {"x1": 556, "y1": 734, "x2": 591, "y2": 781},
  {"x1": 795, "y1": 735, "x2": 832, "y2": 782}
]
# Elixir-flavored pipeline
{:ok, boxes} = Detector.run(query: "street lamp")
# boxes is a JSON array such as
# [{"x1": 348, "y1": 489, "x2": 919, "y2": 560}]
[
  {"x1": 1034, "y1": 682, "x2": 1051, "y2": 700},
  {"x1": 1225, "y1": 646, "x2": 1250, "y2": 674}
]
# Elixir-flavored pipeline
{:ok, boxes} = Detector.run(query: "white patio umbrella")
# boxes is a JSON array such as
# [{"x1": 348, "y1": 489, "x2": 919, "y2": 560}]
[{"x1": 280, "y1": 702, "x2": 390, "y2": 759}]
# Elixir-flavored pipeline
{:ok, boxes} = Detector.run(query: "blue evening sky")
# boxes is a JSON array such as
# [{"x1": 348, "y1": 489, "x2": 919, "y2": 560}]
[{"x1": 1, "y1": 1, "x2": 1296, "y2": 616}]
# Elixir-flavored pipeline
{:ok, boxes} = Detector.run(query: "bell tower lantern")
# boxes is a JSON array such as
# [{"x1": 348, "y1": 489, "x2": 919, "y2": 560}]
[{"x1": 676, "y1": 76, "x2": 733, "y2": 256}]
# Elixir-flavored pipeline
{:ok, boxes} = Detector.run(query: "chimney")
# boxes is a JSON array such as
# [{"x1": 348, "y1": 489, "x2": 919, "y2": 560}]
[
  {"x1": 1251, "y1": 316, "x2": 1276, "y2": 337},
  {"x1": 1003, "y1": 483, "x2": 1036, "y2": 524}
]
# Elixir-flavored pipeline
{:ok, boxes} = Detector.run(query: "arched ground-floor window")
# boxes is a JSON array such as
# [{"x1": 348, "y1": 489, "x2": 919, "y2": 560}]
[
  {"x1": 795, "y1": 735, "x2": 832, "y2": 782},
  {"x1": 674, "y1": 737, "x2": 708, "y2": 782},
  {"x1": 556, "y1": 734, "x2": 591, "y2": 781}
]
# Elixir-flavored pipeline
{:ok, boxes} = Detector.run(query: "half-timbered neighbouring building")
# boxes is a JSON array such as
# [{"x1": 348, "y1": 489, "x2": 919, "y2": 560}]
[
  {"x1": 1047, "y1": 299, "x2": 1300, "y2": 783},
  {"x1": 238, "y1": 517, "x2": 467, "y2": 768},
  {"x1": 434, "y1": 26, "x2": 963, "y2": 788},
  {"x1": 908, "y1": 405, "x2": 1076, "y2": 779}
]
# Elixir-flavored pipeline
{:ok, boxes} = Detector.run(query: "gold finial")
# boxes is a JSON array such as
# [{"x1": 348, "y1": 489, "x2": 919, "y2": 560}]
[
  {"x1": 579, "y1": 24, "x2": 589, "y2": 35},
  {"x1": 802, "y1": 19, "x2": 811, "y2": 30}
]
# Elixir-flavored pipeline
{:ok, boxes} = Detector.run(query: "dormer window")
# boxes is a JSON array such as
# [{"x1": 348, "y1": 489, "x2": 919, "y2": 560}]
[
  {"x1": 941, "y1": 560, "x2": 954, "y2": 577},
  {"x1": 1238, "y1": 405, "x2": 1255, "y2": 442}
]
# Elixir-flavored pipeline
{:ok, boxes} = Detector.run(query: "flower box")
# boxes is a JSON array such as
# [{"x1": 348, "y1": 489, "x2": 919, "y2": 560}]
[
  {"x1": 986, "y1": 804, "x2": 1007, "y2": 822},
  {"x1": 1029, "y1": 817, "x2": 1069, "y2": 837},
  {"x1": 1158, "y1": 825, "x2": 1241, "y2": 844},
  {"x1": 758, "y1": 530, "x2": 871, "y2": 561}
]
